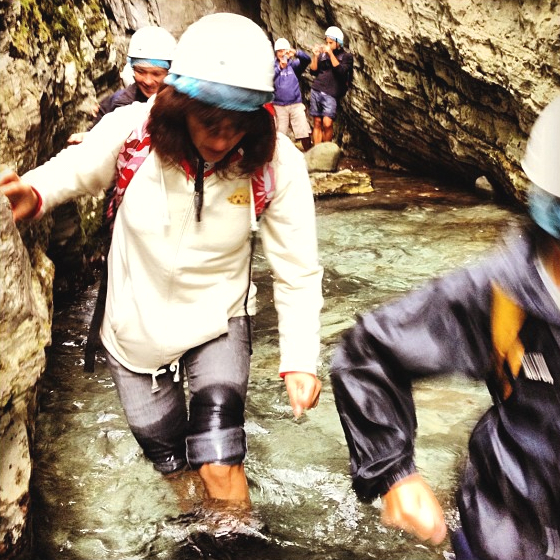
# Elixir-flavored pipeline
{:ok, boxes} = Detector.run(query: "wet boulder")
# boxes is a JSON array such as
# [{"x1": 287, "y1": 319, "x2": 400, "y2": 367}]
[{"x1": 305, "y1": 142, "x2": 342, "y2": 173}]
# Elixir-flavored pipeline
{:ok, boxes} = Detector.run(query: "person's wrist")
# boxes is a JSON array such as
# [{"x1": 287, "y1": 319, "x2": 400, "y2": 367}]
[
  {"x1": 30, "y1": 186, "x2": 43, "y2": 218},
  {"x1": 280, "y1": 371, "x2": 317, "y2": 379}
]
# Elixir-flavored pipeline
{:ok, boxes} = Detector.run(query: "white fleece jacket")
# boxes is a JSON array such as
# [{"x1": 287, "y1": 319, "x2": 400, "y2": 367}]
[{"x1": 23, "y1": 101, "x2": 323, "y2": 376}]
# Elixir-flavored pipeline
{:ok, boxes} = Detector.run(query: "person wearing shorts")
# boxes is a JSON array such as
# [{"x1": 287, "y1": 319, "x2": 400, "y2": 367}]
[
  {"x1": 309, "y1": 26, "x2": 353, "y2": 144},
  {"x1": 272, "y1": 38, "x2": 312, "y2": 151}
]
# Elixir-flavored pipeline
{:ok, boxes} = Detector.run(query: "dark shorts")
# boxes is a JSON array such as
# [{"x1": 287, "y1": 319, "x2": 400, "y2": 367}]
[
  {"x1": 105, "y1": 316, "x2": 251, "y2": 474},
  {"x1": 309, "y1": 89, "x2": 338, "y2": 119}
]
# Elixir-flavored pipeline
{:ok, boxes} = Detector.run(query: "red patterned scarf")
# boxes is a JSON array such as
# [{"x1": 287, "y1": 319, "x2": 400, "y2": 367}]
[{"x1": 106, "y1": 120, "x2": 275, "y2": 225}]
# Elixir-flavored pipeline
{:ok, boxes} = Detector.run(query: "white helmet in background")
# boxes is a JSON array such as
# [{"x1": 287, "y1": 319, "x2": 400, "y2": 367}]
[
  {"x1": 325, "y1": 25, "x2": 344, "y2": 46},
  {"x1": 522, "y1": 96, "x2": 560, "y2": 197},
  {"x1": 169, "y1": 13, "x2": 274, "y2": 93},
  {"x1": 274, "y1": 38, "x2": 291, "y2": 51},
  {"x1": 127, "y1": 26, "x2": 177, "y2": 62}
]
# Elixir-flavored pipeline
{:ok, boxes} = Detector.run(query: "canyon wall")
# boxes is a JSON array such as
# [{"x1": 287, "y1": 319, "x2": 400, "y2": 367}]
[{"x1": 262, "y1": 0, "x2": 560, "y2": 196}]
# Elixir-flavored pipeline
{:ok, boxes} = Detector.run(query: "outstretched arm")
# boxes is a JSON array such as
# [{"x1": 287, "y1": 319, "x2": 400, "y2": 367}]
[{"x1": 331, "y1": 267, "x2": 494, "y2": 534}]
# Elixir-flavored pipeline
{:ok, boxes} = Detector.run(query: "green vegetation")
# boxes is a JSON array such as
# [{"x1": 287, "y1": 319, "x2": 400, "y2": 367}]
[{"x1": 12, "y1": 0, "x2": 110, "y2": 64}]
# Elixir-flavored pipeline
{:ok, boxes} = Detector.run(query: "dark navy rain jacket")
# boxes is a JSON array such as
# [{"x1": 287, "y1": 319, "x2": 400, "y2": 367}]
[{"x1": 331, "y1": 228, "x2": 560, "y2": 560}]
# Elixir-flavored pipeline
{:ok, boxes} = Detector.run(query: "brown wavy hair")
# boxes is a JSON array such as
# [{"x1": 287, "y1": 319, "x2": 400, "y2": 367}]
[{"x1": 147, "y1": 84, "x2": 276, "y2": 177}]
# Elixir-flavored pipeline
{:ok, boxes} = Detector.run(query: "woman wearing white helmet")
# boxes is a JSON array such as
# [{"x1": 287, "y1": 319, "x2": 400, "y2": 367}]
[
  {"x1": 330, "y1": 96, "x2": 560, "y2": 560},
  {"x1": 1, "y1": 13, "x2": 322, "y2": 508}
]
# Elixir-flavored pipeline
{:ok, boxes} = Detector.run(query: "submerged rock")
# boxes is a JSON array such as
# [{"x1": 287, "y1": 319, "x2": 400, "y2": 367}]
[{"x1": 311, "y1": 169, "x2": 373, "y2": 196}]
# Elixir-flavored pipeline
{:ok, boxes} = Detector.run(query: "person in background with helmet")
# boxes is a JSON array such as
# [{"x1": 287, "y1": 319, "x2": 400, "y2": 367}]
[
  {"x1": 272, "y1": 38, "x2": 312, "y2": 151},
  {"x1": 68, "y1": 26, "x2": 176, "y2": 144},
  {"x1": 1, "y1": 13, "x2": 322, "y2": 510},
  {"x1": 330, "y1": 96, "x2": 560, "y2": 560},
  {"x1": 309, "y1": 25, "x2": 353, "y2": 145}
]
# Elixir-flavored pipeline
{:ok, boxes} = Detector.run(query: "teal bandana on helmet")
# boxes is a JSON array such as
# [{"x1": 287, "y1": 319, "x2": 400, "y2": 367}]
[
  {"x1": 326, "y1": 34, "x2": 343, "y2": 46},
  {"x1": 164, "y1": 74, "x2": 273, "y2": 112},
  {"x1": 528, "y1": 183, "x2": 560, "y2": 240},
  {"x1": 128, "y1": 56, "x2": 171, "y2": 70}
]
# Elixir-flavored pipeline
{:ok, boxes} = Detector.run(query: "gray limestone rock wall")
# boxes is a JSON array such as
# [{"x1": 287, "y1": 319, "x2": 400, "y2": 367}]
[
  {"x1": 0, "y1": 198, "x2": 53, "y2": 558},
  {"x1": 261, "y1": 0, "x2": 560, "y2": 197},
  {"x1": 0, "y1": 0, "x2": 559, "y2": 557}
]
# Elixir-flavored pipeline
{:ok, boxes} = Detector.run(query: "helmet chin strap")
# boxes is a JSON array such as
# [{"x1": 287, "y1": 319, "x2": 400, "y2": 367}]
[{"x1": 194, "y1": 158, "x2": 205, "y2": 222}]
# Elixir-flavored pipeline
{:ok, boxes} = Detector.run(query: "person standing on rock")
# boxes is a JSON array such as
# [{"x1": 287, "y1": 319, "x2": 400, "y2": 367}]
[
  {"x1": 309, "y1": 25, "x2": 353, "y2": 145},
  {"x1": 272, "y1": 38, "x2": 312, "y2": 151},
  {"x1": 1, "y1": 13, "x2": 323, "y2": 511},
  {"x1": 68, "y1": 26, "x2": 177, "y2": 144},
  {"x1": 330, "y1": 95, "x2": 560, "y2": 560}
]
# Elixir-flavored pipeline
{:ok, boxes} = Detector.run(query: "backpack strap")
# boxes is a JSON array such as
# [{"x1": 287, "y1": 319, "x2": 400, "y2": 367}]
[
  {"x1": 251, "y1": 162, "x2": 275, "y2": 218},
  {"x1": 105, "y1": 120, "x2": 151, "y2": 225},
  {"x1": 84, "y1": 123, "x2": 151, "y2": 372}
]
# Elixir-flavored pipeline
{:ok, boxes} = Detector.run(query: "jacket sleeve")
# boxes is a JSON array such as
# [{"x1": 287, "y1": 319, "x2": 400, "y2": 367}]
[
  {"x1": 333, "y1": 52, "x2": 353, "y2": 85},
  {"x1": 259, "y1": 135, "x2": 323, "y2": 375},
  {"x1": 91, "y1": 92, "x2": 116, "y2": 127},
  {"x1": 330, "y1": 265, "x2": 494, "y2": 500},
  {"x1": 293, "y1": 50, "x2": 311, "y2": 76},
  {"x1": 91, "y1": 85, "x2": 140, "y2": 128},
  {"x1": 22, "y1": 102, "x2": 149, "y2": 215}
]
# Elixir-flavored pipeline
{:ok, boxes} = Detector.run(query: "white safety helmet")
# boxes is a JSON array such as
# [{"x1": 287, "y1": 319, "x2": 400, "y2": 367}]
[
  {"x1": 169, "y1": 13, "x2": 274, "y2": 93},
  {"x1": 127, "y1": 26, "x2": 177, "y2": 62},
  {"x1": 521, "y1": 96, "x2": 560, "y2": 197},
  {"x1": 274, "y1": 38, "x2": 291, "y2": 51},
  {"x1": 325, "y1": 25, "x2": 344, "y2": 46}
]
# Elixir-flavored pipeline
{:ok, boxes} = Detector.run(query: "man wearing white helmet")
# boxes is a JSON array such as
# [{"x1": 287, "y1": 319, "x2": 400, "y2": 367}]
[
  {"x1": 309, "y1": 25, "x2": 353, "y2": 145},
  {"x1": 330, "y1": 96, "x2": 560, "y2": 560},
  {"x1": 1, "y1": 13, "x2": 322, "y2": 509},
  {"x1": 68, "y1": 26, "x2": 176, "y2": 144},
  {"x1": 94, "y1": 26, "x2": 177, "y2": 123},
  {"x1": 272, "y1": 38, "x2": 312, "y2": 151}
]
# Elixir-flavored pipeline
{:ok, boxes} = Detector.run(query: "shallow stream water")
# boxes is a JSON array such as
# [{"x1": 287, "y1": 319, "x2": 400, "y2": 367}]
[{"x1": 32, "y1": 169, "x2": 524, "y2": 560}]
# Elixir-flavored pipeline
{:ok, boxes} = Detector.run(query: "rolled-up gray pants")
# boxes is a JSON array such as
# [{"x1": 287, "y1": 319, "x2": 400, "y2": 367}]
[{"x1": 105, "y1": 316, "x2": 251, "y2": 474}]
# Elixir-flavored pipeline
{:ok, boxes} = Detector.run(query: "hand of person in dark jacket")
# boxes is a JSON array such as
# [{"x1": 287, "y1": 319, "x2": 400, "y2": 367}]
[
  {"x1": 381, "y1": 473, "x2": 447, "y2": 545},
  {"x1": 284, "y1": 372, "x2": 322, "y2": 418}
]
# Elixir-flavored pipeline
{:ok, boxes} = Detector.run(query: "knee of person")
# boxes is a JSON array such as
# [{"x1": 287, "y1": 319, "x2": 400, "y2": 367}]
[
  {"x1": 189, "y1": 384, "x2": 245, "y2": 433},
  {"x1": 186, "y1": 385, "x2": 247, "y2": 469}
]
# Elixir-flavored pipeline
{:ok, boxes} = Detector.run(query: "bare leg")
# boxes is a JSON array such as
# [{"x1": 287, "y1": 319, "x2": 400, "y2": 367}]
[
  {"x1": 312, "y1": 116, "x2": 323, "y2": 145},
  {"x1": 323, "y1": 116, "x2": 334, "y2": 142},
  {"x1": 199, "y1": 463, "x2": 250, "y2": 504},
  {"x1": 165, "y1": 468, "x2": 206, "y2": 511},
  {"x1": 298, "y1": 136, "x2": 312, "y2": 151}
]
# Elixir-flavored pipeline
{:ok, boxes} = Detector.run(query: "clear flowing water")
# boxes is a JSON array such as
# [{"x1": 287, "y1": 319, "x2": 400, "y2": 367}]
[{"x1": 32, "y1": 170, "x2": 525, "y2": 560}]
